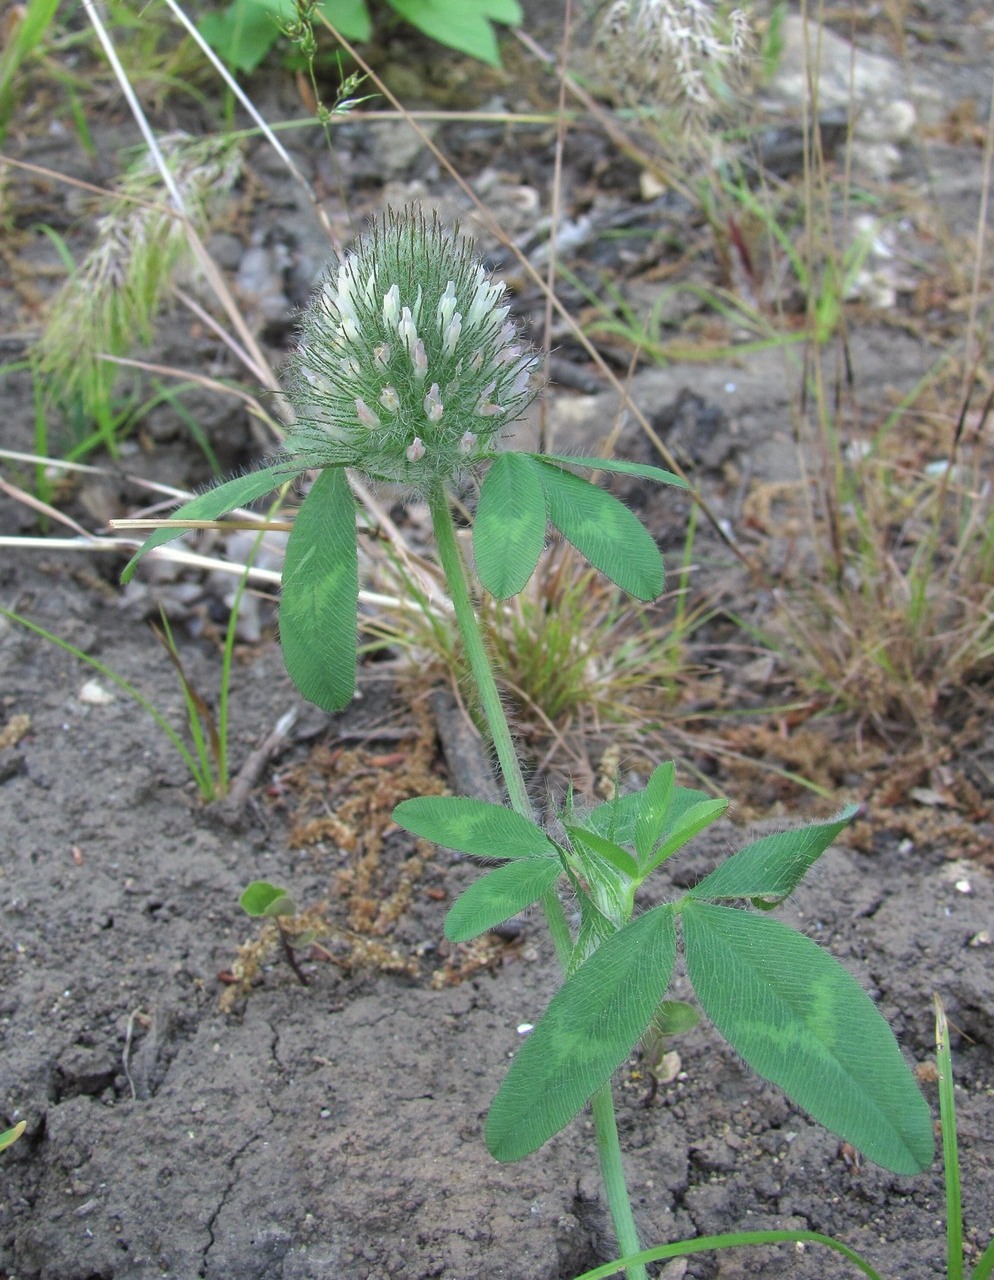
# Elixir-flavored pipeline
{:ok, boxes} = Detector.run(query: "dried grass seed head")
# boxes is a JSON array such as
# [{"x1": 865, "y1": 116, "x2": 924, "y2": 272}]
[{"x1": 597, "y1": 0, "x2": 752, "y2": 128}]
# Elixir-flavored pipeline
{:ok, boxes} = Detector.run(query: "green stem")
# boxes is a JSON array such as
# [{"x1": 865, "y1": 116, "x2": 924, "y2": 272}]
[
  {"x1": 427, "y1": 480, "x2": 530, "y2": 816},
  {"x1": 591, "y1": 1086, "x2": 648, "y2": 1280},
  {"x1": 427, "y1": 483, "x2": 573, "y2": 963},
  {"x1": 428, "y1": 480, "x2": 638, "y2": 1267}
]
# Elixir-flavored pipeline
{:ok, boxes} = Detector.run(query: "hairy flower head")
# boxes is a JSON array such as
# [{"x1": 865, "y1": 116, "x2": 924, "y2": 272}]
[{"x1": 285, "y1": 210, "x2": 539, "y2": 486}]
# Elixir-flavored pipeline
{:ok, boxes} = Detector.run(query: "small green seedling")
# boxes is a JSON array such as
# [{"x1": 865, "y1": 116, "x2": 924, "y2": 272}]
[
  {"x1": 125, "y1": 209, "x2": 934, "y2": 1279},
  {"x1": 240, "y1": 880, "x2": 298, "y2": 919},
  {"x1": 240, "y1": 880, "x2": 315, "y2": 986}
]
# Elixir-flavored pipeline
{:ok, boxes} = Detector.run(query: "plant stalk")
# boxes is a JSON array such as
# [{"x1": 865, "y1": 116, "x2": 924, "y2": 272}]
[
  {"x1": 427, "y1": 479, "x2": 532, "y2": 818},
  {"x1": 427, "y1": 485, "x2": 572, "y2": 953},
  {"x1": 591, "y1": 1085, "x2": 648, "y2": 1280},
  {"x1": 428, "y1": 480, "x2": 642, "y2": 1273}
]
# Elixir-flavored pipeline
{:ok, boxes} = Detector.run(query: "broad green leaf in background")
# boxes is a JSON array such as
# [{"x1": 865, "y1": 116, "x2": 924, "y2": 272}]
[
  {"x1": 200, "y1": 0, "x2": 292, "y2": 74},
  {"x1": 682, "y1": 901, "x2": 934, "y2": 1175},
  {"x1": 529, "y1": 453, "x2": 688, "y2": 490},
  {"x1": 527, "y1": 458, "x2": 664, "y2": 602},
  {"x1": 200, "y1": 0, "x2": 519, "y2": 72},
  {"x1": 445, "y1": 858, "x2": 562, "y2": 942},
  {"x1": 279, "y1": 465, "x2": 358, "y2": 712},
  {"x1": 321, "y1": 0, "x2": 373, "y2": 38},
  {"x1": 389, "y1": 0, "x2": 521, "y2": 65},
  {"x1": 200, "y1": 0, "x2": 372, "y2": 74},
  {"x1": 121, "y1": 462, "x2": 293, "y2": 582},
  {"x1": 393, "y1": 796, "x2": 557, "y2": 860},
  {"x1": 474, "y1": 452, "x2": 546, "y2": 599},
  {"x1": 689, "y1": 805, "x2": 858, "y2": 904},
  {"x1": 486, "y1": 904, "x2": 677, "y2": 1161}
]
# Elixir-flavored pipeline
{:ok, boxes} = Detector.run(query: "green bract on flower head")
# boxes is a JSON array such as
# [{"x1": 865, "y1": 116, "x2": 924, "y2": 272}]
[{"x1": 284, "y1": 209, "x2": 540, "y2": 486}]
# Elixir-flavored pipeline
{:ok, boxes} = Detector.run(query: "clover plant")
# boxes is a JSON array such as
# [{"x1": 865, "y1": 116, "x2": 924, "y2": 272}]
[{"x1": 124, "y1": 210, "x2": 934, "y2": 1277}]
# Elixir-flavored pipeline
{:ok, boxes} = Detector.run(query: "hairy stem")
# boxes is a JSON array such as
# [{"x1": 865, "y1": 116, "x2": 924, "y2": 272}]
[
  {"x1": 427, "y1": 480, "x2": 530, "y2": 813},
  {"x1": 591, "y1": 1086, "x2": 648, "y2": 1280},
  {"x1": 427, "y1": 481, "x2": 573, "y2": 962}
]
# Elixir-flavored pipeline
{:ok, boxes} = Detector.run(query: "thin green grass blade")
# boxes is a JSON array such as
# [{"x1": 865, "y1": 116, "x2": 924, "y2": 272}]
[
  {"x1": 935, "y1": 996, "x2": 964, "y2": 1280},
  {"x1": 474, "y1": 452, "x2": 546, "y2": 599},
  {"x1": 570, "y1": 1229, "x2": 885, "y2": 1280},
  {"x1": 530, "y1": 458, "x2": 664, "y2": 601},
  {"x1": 217, "y1": 524, "x2": 270, "y2": 794},
  {"x1": 528, "y1": 453, "x2": 688, "y2": 490},
  {"x1": 121, "y1": 462, "x2": 295, "y2": 582},
  {"x1": 689, "y1": 805, "x2": 858, "y2": 903},
  {"x1": 683, "y1": 902, "x2": 934, "y2": 1175},
  {"x1": 393, "y1": 796, "x2": 556, "y2": 859},
  {"x1": 974, "y1": 1241, "x2": 994, "y2": 1280},
  {"x1": 279, "y1": 466, "x2": 358, "y2": 712},
  {"x1": 0, "y1": 1121, "x2": 26, "y2": 1153},
  {"x1": 153, "y1": 609, "x2": 218, "y2": 798},
  {"x1": 0, "y1": 607, "x2": 208, "y2": 791},
  {"x1": 486, "y1": 904, "x2": 676, "y2": 1161},
  {"x1": 445, "y1": 859, "x2": 562, "y2": 942}
]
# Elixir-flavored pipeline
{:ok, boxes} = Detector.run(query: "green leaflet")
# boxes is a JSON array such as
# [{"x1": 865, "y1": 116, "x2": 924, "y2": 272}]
[
  {"x1": 682, "y1": 902, "x2": 934, "y2": 1175},
  {"x1": 564, "y1": 824, "x2": 637, "y2": 878},
  {"x1": 689, "y1": 805, "x2": 858, "y2": 903},
  {"x1": 645, "y1": 798, "x2": 729, "y2": 875},
  {"x1": 392, "y1": 795, "x2": 557, "y2": 860},
  {"x1": 279, "y1": 466, "x2": 358, "y2": 712},
  {"x1": 526, "y1": 458, "x2": 664, "y2": 602},
  {"x1": 634, "y1": 761, "x2": 675, "y2": 865},
  {"x1": 528, "y1": 453, "x2": 688, "y2": 490},
  {"x1": 586, "y1": 779, "x2": 716, "y2": 849},
  {"x1": 474, "y1": 452, "x2": 546, "y2": 599},
  {"x1": 486, "y1": 904, "x2": 677, "y2": 1162},
  {"x1": 445, "y1": 859, "x2": 562, "y2": 943},
  {"x1": 120, "y1": 462, "x2": 295, "y2": 583}
]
